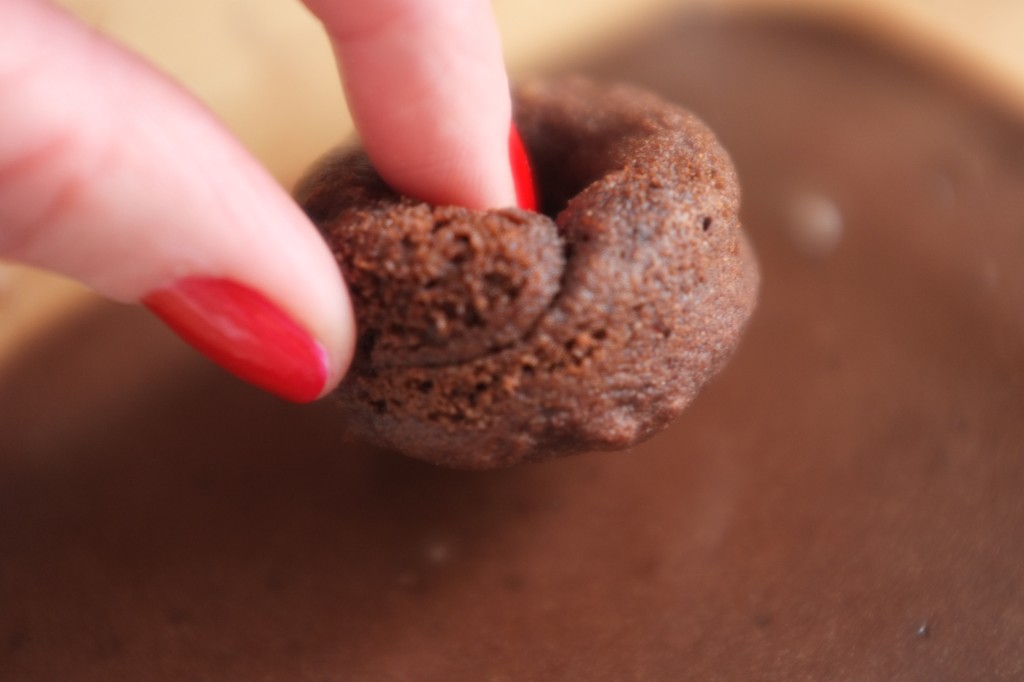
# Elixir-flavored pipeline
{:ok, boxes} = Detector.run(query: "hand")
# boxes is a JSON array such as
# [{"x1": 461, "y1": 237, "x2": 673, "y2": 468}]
[{"x1": 0, "y1": 0, "x2": 518, "y2": 402}]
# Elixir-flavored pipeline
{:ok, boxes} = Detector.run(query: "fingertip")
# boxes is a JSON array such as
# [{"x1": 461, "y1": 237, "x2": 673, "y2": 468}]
[
  {"x1": 2, "y1": 0, "x2": 359, "y2": 402},
  {"x1": 316, "y1": 285, "x2": 357, "y2": 399},
  {"x1": 307, "y1": 0, "x2": 517, "y2": 209}
]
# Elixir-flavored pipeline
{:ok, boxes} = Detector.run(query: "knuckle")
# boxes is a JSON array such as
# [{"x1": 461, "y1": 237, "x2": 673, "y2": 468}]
[{"x1": 0, "y1": 123, "x2": 113, "y2": 261}]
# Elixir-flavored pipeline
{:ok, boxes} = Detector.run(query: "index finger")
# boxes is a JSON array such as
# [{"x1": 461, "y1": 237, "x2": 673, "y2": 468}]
[{"x1": 301, "y1": 0, "x2": 517, "y2": 209}]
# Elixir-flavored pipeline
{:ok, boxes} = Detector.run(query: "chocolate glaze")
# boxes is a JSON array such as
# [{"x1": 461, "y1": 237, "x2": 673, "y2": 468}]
[
  {"x1": 1, "y1": 16, "x2": 1022, "y2": 681},
  {"x1": 298, "y1": 78, "x2": 758, "y2": 468}
]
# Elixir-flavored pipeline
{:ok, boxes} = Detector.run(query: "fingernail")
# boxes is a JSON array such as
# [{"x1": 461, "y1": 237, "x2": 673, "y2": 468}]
[
  {"x1": 509, "y1": 123, "x2": 537, "y2": 212},
  {"x1": 143, "y1": 277, "x2": 328, "y2": 403}
]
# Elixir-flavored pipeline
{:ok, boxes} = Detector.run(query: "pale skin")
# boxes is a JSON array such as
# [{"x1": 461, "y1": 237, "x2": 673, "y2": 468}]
[{"x1": 0, "y1": 0, "x2": 517, "y2": 397}]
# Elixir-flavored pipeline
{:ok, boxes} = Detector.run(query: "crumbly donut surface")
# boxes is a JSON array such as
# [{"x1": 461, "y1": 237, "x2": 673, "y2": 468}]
[{"x1": 297, "y1": 78, "x2": 759, "y2": 469}]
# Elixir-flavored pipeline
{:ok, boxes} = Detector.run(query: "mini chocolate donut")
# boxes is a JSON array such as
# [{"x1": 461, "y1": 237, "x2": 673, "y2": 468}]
[{"x1": 296, "y1": 77, "x2": 759, "y2": 469}]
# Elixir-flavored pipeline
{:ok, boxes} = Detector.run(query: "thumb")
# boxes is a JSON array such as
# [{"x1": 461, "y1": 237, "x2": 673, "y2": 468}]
[{"x1": 0, "y1": 0, "x2": 354, "y2": 402}]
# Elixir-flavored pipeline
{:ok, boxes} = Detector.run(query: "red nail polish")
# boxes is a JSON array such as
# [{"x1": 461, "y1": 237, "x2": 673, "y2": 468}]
[
  {"x1": 143, "y1": 277, "x2": 328, "y2": 403},
  {"x1": 509, "y1": 123, "x2": 537, "y2": 212}
]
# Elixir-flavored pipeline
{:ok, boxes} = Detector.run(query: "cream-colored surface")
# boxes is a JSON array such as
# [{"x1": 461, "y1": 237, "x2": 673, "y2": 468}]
[
  {"x1": 3, "y1": 0, "x2": 1024, "y2": 367},
  {"x1": 47, "y1": 0, "x2": 1024, "y2": 188},
  {"x1": 721, "y1": 0, "x2": 1024, "y2": 115}
]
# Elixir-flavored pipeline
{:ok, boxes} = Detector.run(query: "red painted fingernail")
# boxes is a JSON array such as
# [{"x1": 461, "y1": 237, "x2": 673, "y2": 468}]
[
  {"x1": 143, "y1": 277, "x2": 328, "y2": 403},
  {"x1": 509, "y1": 123, "x2": 537, "y2": 211}
]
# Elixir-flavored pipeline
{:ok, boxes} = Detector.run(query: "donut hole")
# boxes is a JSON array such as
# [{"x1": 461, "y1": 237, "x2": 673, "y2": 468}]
[
  {"x1": 518, "y1": 117, "x2": 652, "y2": 219},
  {"x1": 301, "y1": 78, "x2": 759, "y2": 468},
  {"x1": 529, "y1": 151, "x2": 604, "y2": 218}
]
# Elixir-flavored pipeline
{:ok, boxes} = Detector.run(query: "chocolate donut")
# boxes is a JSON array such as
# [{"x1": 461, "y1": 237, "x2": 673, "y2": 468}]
[{"x1": 296, "y1": 77, "x2": 759, "y2": 469}]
